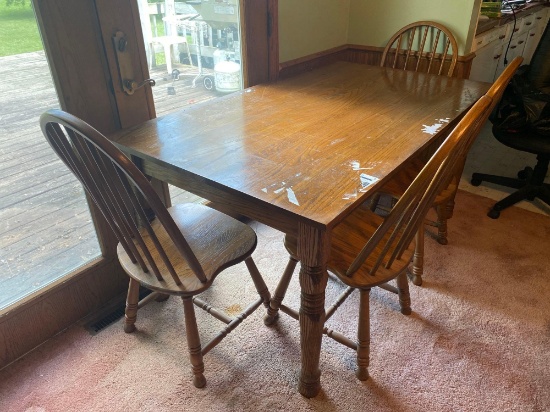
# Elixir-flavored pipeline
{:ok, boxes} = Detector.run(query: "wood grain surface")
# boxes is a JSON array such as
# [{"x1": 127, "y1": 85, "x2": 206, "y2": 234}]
[{"x1": 110, "y1": 62, "x2": 490, "y2": 233}]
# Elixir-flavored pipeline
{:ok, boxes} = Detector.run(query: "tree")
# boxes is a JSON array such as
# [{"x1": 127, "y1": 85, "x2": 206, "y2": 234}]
[{"x1": 6, "y1": 0, "x2": 28, "y2": 6}]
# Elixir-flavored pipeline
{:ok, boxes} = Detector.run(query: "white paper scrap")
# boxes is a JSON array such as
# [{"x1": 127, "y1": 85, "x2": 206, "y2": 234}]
[
  {"x1": 286, "y1": 188, "x2": 299, "y2": 206},
  {"x1": 360, "y1": 173, "x2": 379, "y2": 188}
]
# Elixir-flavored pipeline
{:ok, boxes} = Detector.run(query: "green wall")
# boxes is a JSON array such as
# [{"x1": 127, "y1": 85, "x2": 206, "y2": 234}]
[
  {"x1": 278, "y1": 0, "x2": 350, "y2": 63},
  {"x1": 278, "y1": 0, "x2": 481, "y2": 62},
  {"x1": 348, "y1": 0, "x2": 480, "y2": 55}
]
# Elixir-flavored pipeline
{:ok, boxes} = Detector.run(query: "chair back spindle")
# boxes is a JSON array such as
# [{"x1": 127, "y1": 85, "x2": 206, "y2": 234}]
[
  {"x1": 40, "y1": 110, "x2": 208, "y2": 286},
  {"x1": 381, "y1": 21, "x2": 459, "y2": 77}
]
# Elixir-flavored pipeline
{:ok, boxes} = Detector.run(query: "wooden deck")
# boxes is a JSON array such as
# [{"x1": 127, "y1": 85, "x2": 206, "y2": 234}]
[{"x1": 0, "y1": 51, "x2": 225, "y2": 309}]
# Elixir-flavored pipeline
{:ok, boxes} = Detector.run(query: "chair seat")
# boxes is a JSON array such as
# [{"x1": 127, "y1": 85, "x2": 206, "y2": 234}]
[
  {"x1": 117, "y1": 203, "x2": 257, "y2": 295},
  {"x1": 284, "y1": 203, "x2": 415, "y2": 290},
  {"x1": 493, "y1": 126, "x2": 550, "y2": 156}
]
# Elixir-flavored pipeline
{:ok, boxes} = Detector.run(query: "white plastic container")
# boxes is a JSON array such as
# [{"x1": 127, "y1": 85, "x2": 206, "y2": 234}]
[{"x1": 214, "y1": 60, "x2": 241, "y2": 93}]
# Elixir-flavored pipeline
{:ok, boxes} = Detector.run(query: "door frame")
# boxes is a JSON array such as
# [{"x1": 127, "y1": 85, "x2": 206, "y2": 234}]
[{"x1": 0, "y1": 0, "x2": 278, "y2": 369}]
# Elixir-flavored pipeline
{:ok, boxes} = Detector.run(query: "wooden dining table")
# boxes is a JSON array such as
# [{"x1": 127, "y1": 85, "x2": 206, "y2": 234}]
[{"x1": 109, "y1": 61, "x2": 489, "y2": 397}]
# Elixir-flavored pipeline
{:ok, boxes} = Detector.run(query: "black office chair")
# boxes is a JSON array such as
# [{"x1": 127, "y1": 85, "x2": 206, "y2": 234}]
[{"x1": 471, "y1": 24, "x2": 550, "y2": 219}]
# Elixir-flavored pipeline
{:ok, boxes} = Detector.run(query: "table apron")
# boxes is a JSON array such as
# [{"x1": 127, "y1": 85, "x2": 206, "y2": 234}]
[{"x1": 136, "y1": 156, "x2": 312, "y2": 237}]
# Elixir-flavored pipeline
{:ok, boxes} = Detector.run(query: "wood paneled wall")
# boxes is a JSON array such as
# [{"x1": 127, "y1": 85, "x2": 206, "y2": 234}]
[
  {"x1": 279, "y1": 45, "x2": 349, "y2": 79},
  {"x1": 279, "y1": 44, "x2": 476, "y2": 80}
]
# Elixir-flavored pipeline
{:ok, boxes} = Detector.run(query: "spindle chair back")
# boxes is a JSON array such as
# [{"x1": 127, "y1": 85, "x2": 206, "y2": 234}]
[
  {"x1": 264, "y1": 95, "x2": 494, "y2": 380},
  {"x1": 380, "y1": 21, "x2": 459, "y2": 77},
  {"x1": 40, "y1": 109, "x2": 271, "y2": 388}
]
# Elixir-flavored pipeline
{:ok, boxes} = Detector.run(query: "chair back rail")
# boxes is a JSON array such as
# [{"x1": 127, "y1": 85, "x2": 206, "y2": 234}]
[
  {"x1": 40, "y1": 109, "x2": 208, "y2": 284},
  {"x1": 346, "y1": 95, "x2": 494, "y2": 278},
  {"x1": 381, "y1": 21, "x2": 459, "y2": 77},
  {"x1": 487, "y1": 56, "x2": 524, "y2": 103},
  {"x1": 450, "y1": 57, "x2": 524, "y2": 186}
]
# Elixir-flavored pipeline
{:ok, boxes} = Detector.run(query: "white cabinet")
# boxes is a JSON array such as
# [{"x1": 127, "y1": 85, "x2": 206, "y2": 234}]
[
  {"x1": 469, "y1": 42, "x2": 504, "y2": 83},
  {"x1": 523, "y1": 8, "x2": 550, "y2": 63},
  {"x1": 470, "y1": 6, "x2": 549, "y2": 83},
  {"x1": 495, "y1": 31, "x2": 528, "y2": 78},
  {"x1": 472, "y1": 24, "x2": 507, "y2": 52},
  {"x1": 523, "y1": 27, "x2": 540, "y2": 64}
]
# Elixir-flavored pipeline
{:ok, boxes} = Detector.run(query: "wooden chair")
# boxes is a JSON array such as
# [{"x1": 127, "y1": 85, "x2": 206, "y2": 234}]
[
  {"x1": 40, "y1": 109, "x2": 271, "y2": 388},
  {"x1": 376, "y1": 21, "x2": 459, "y2": 285},
  {"x1": 380, "y1": 21, "x2": 459, "y2": 77},
  {"x1": 378, "y1": 56, "x2": 524, "y2": 285},
  {"x1": 264, "y1": 95, "x2": 494, "y2": 380},
  {"x1": 149, "y1": 35, "x2": 192, "y2": 74}
]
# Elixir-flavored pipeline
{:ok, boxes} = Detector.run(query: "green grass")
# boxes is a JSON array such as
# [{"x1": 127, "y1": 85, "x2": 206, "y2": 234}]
[
  {"x1": 0, "y1": 5, "x2": 170, "y2": 62},
  {"x1": 0, "y1": 2, "x2": 42, "y2": 57}
]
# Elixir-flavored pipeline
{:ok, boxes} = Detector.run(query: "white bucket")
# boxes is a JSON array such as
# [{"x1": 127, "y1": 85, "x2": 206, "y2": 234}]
[{"x1": 214, "y1": 60, "x2": 241, "y2": 93}]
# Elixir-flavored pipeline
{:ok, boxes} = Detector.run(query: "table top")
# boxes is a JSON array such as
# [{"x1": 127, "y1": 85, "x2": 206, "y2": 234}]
[{"x1": 110, "y1": 61, "x2": 489, "y2": 232}]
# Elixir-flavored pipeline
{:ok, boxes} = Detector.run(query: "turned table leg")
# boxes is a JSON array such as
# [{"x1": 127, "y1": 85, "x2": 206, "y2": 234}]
[{"x1": 296, "y1": 224, "x2": 329, "y2": 398}]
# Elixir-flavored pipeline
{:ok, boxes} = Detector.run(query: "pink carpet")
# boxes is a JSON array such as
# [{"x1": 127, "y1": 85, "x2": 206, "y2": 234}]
[{"x1": 1, "y1": 190, "x2": 549, "y2": 412}]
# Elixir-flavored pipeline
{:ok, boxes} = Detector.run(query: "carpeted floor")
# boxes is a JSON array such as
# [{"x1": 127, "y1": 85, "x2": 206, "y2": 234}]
[{"x1": 1, "y1": 190, "x2": 549, "y2": 412}]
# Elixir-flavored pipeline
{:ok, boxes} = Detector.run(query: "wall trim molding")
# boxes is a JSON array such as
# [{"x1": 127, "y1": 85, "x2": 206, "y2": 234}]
[
  {"x1": 278, "y1": 45, "x2": 349, "y2": 78},
  {"x1": 279, "y1": 44, "x2": 476, "y2": 79}
]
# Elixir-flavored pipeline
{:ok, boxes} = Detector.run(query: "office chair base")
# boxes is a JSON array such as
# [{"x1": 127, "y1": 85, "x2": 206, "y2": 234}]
[
  {"x1": 471, "y1": 166, "x2": 550, "y2": 219},
  {"x1": 487, "y1": 209, "x2": 501, "y2": 219},
  {"x1": 471, "y1": 172, "x2": 527, "y2": 190},
  {"x1": 486, "y1": 183, "x2": 550, "y2": 218}
]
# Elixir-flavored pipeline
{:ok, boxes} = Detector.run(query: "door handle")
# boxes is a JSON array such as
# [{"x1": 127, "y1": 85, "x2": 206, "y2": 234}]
[
  {"x1": 112, "y1": 31, "x2": 155, "y2": 95},
  {"x1": 124, "y1": 79, "x2": 156, "y2": 94}
]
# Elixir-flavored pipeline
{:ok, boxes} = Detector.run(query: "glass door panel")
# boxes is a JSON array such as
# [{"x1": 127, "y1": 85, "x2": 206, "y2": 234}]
[
  {"x1": 0, "y1": 2, "x2": 100, "y2": 310},
  {"x1": 137, "y1": 0, "x2": 244, "y2": 204},
  {"x1": 139, "y1": 0, "x2": 243, "y2": 117}
]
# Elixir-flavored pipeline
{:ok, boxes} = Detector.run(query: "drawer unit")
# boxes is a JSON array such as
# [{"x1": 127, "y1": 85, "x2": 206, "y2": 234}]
[
  {"x1": 495, "y1": 31, "x2": 528, "y2": 78},
  {"x1": 472, "y1": 25, "x2": 507, "y2": 51},
  {"x1": 519, "y1": 12, "x2": 536, "y2": 34},
  {"x1": 470, "y1": 5, "x2": 549, "y2": 83},
  {"x1": 469, "y1": 42, "x2": 504, "y2": 83}
]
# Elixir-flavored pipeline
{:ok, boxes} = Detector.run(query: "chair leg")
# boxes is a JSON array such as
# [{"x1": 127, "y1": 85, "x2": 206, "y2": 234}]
[
  {"x1": 435, "y1": 204, "x2": 449, "y2": 245},
  {"x1": 410, "y1": 229, "x2": 424, "y2": 286},
  {"x1": 264, "y1": 256, "x2": 298, "y2": 326},
  {"x1": 148, "y1": 42, "x2": 155, "y2": 69},
  {"x1": 540, "y1": 184, "x2": 550, "y2": 205},
  {"x1": 445, "y1": 197, "x2": 456, "y2": 221},
  {"x1": 163, "y1": 43, "x2": 173, "y2": 74},
  {"x1": 396, "y1": 271, "x2": 412, "y2": 315},
  {"x1": 181, "y1": 296, "x2": 206, "y2": 388},
  {"x1": 471, "y1": 172, "x2": 526, "y2": 190},
  {"x1": 184, "y1": 41, "x2": 192, "y2": 67},
  {"x1": 356, "y1": 288, "x2": 371, "y2": 381},
  {"x1": 244, "y1": 257, "x2": 271, "y2": 307},
  {"x1": 124, "y1": 278, "x2": 140, "y2": 333},
  {"x1": 476, "y1": 156, "x2": 550, "y2": 218}
]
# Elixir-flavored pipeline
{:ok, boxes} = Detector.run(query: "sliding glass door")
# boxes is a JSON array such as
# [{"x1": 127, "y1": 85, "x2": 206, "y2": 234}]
[
  {"x1": 0, "y1": 0, "x2": 276, "y2": 368},
  {"x1": 0, "y1": 0, "x2": 100, "y2": 312},
  {"x1": 137, "y1": 0, "x2": 246, "y2": 204}
]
